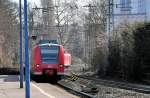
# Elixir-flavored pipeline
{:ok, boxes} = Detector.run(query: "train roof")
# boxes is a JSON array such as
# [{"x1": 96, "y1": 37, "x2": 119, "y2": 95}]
[
  {"x1": 38, "y1": 43, "x2": 60, "y2": 47},
  {"x1": 33, "y1": 40, "x2": 62, "y2": 49},
  {"x1": 33, "y1": 43, "x2": 62, "y2": 50},
  {"x1": 38, "y1": 40, "x2": 58, "y2": 44}
]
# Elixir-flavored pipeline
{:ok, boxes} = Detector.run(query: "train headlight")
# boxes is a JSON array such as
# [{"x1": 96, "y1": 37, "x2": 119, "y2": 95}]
[
  {"x1": 36, "y1": 64, "x2": 40, "y2": 67},
  {"x1": 60, "y1": 65, "x2": 63, "y2": 67}
]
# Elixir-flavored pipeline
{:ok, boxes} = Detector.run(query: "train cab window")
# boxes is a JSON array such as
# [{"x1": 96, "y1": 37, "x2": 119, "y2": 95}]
[{"x1": 40, "y1": 46, "x2": 59, "y2": 64}]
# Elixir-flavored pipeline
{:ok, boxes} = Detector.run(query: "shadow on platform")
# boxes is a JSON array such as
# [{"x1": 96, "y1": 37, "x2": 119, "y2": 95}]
[{"x1": 3, "y1": 75, "x2": 19, "y2": 82}]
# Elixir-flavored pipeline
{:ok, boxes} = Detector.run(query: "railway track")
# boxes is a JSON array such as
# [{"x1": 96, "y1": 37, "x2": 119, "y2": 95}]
[
  {"x1": 63, "y1": 74, "x2": 150, "y2": 94},
  {"x1": 58, "y1": 82, "x2": 95, "y2": 98},
  {"x1": 79, "y1": 76, "x2": 150, "y2": 94},
  {"x1": 0, "y1": 68, "x2": 19, "y2": 75},
  {"x1": 32, "y1": 74, "x2": 150, "y2": 98}
]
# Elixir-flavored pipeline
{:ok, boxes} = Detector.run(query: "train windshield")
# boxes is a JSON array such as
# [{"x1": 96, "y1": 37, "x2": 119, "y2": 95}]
[{"x1": 40, "y1": 46, "x2": 59, "y2": 64}]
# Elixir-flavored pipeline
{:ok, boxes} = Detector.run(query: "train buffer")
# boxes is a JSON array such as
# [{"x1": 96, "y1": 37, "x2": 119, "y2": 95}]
[{"x1": 0, "y1": 75, "x2": 50, "y2": 98}]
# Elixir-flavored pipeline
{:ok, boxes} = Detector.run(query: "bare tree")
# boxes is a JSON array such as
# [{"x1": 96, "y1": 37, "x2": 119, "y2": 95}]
[
  {"x1": 54, "y1": 0, "x2": 78, "y2": 45},
  {"x1": 0, "y1": 0, "x2": 19, "y2": 68},
  {"x1": 83, "y1": 0, "x2": 108, "y2": 74}
]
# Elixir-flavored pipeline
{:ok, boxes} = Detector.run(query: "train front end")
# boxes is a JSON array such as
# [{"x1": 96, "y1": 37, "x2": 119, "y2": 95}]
[{"x1": 33, "y1": 43, "x2": 64, "y2": 78}]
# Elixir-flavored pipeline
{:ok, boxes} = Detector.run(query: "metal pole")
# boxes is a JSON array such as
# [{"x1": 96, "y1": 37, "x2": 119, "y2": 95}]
[
  {"x1": 19, "y1": 0, "x2": 24, "y2": 89},
  {"x1": 24, "y1": 0, "x2": 30, "y2": 98}
]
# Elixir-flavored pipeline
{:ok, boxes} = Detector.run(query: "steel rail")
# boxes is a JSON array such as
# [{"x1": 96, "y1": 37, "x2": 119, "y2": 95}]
[
  {"x1": 58, "y1": 82, "x2": 95, "y2": 98},
  {"x1": 79, "y1": 76, "x2": 150, "y2": 94}
]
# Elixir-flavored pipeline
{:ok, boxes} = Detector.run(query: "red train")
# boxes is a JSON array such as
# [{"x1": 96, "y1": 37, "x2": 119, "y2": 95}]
[{"x1": 31, "y1": 40, "x2": 71, "y2": 82}]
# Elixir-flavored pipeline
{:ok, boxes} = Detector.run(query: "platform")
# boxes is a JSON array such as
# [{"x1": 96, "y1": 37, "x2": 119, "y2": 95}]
[
  {"x1": 0, "y1": 75, "x2": 46, "y2": 98},
  {"x1": 0, "y1": 75, "x2": 79, "y2": 98}
]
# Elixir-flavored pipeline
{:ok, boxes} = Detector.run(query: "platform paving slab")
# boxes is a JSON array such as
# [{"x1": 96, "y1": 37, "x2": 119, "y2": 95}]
[
  {"x1": 0, "y1": 75, "x2": 50, "y2": 98},
  {"x1": 0, "y1": 75, "x2": 80, "y2": 98}
]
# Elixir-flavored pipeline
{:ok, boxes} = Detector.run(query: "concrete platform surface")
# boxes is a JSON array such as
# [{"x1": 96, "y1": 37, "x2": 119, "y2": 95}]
[{"x1": 0, "y1": 75, "x2": 80, "y2": 98}]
